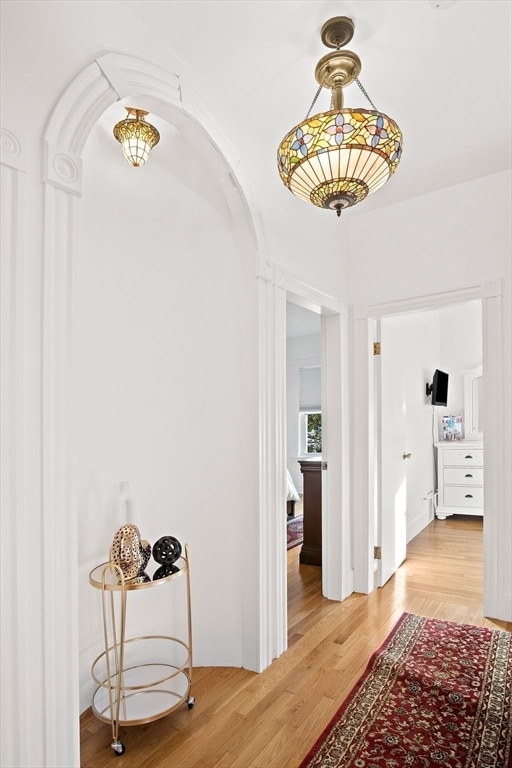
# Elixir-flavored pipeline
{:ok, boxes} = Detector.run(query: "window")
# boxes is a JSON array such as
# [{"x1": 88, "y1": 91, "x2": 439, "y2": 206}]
[
  {"x1": 298, "y1": 364, "x2": 321, "y2": 456},
  {"x1": 300, "y1": 411, "x2": 322, "y2": 455}
]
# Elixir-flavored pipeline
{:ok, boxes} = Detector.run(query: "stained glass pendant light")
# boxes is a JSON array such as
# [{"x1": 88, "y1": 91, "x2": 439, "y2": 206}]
[
  {"x1": 113, "y1": 108, "x2": 160, "y2": 167},
  {"x1": 277, "y1": 17, "x2": 403, "y2": 216}
]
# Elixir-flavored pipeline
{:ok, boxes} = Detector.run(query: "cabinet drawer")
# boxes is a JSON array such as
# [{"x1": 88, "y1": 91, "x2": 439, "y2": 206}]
[
  {"x1": 443, "y1": 449, "x2": 483, "y2": 467},
  {"x1": 444, "y1": 486, "x2": 483, "y2": 508},
  {"x1": 444, "y1": 467, "x2": 483, "y2": 485}
]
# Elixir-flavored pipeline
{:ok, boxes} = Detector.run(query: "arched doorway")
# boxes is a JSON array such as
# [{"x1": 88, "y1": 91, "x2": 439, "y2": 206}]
[{"x1": 41, "y1": 52, "x2": 264, "y2": 766}]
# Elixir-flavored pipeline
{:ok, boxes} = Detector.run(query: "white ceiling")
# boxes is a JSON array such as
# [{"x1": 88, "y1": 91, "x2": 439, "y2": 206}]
[
  {"x1": 286, "y1": 303, "x2": 322, "y2": 338},
  {"x1": 100, "y1": 0, "x2": 511, "y2": 218},
  {"x1": 3, "y1": 0, "x2": 510, "y2": 227}
]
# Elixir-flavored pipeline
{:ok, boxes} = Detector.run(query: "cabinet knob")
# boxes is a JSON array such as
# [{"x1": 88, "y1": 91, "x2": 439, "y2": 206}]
[
  {"x1": 465, "y1": 494, "x2": 474, "y2": 498},
  {"x1": 464, "y1": 455, "x2": 473, "y2": 459},
  {"x1": 402, "y1": 452, "x2": 412, "y2": 460},
  {"x1": 465, "y1": 473, "x2": 473, "y2": 478}
]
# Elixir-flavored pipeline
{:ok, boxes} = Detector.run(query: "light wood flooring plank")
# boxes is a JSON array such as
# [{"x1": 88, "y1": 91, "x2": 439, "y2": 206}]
[{"x1": 80, "y1": 515, "x2": 511, "y2": 767}]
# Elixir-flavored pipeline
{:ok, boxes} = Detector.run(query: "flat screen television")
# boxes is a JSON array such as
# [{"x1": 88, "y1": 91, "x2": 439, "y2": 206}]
[{"x1": 427, "y1": 369, "x2": 449, "y2": 406}]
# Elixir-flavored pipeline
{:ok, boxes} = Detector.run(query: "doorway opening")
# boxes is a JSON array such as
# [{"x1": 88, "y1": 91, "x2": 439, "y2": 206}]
[
  {"x1": 374, "y1": 298, "x2": 483, "y2": 591},
  {"x1": 285, "y1": 301, "x2": 321, "y2": 567},
  {"x1": 277, "y1": 290, "x2": 352, "y2": 645}
]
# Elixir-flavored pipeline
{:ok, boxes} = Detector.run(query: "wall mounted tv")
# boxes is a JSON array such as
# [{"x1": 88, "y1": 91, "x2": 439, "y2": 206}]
[{"x1": 426, "y1": 369, "x2": 449, "y2": 406}]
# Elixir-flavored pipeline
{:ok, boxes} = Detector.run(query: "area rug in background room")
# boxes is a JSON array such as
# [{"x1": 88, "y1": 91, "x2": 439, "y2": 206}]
[
  {"x1": 299, "y1": 612, "x2": 512, "y2": 768},
  {"x1": 287, "y1": 515, "x2": 303, "y2": 550}
]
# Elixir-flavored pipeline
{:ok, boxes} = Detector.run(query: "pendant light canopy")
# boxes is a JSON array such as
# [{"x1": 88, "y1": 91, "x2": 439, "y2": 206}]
[
  {"x1": 113, "y1": 108, "x2": 160, "y2": 168},
  {"x1": 277, "y1": 17, "x2": 403, "y2": 216}
]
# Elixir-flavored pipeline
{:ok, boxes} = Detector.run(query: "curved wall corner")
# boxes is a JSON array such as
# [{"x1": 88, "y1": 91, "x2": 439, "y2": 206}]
[{"x1": 40, "y1": 52, "x2": 262, "y2": 767}]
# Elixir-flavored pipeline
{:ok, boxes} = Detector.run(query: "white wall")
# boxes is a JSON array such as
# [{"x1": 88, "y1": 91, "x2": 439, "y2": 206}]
[
  {"x1": 74, "y1": 109, "x2": 262, "y2": 710},
  {"x1": 438, "y1": 301, "x2": 482, "y2": 438},
  {"x1": 349, "y1": 173, "x2": 511, "y2": 308}
]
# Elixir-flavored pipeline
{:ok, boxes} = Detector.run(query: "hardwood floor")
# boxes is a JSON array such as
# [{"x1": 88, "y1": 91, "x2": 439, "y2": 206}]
[{"x1": 80, "y1": 515, "x2": 511, "y2": 767}]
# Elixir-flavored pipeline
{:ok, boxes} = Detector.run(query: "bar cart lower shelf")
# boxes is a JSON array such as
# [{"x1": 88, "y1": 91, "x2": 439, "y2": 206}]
[{"x1": 89, "y1": 544, "x2": 194, "y2": 755}]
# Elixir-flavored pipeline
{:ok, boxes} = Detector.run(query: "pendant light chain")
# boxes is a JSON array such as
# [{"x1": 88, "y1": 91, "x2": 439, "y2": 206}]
[
  {"x1": 306, "y1": 78, "x2": 378, "y2": 118},
  {"x1": 355, "y1": 78, "x2": 378, "y2": 111},
  {"x1": 305, "y1": 85, "x2": 323, "y2": 119}
]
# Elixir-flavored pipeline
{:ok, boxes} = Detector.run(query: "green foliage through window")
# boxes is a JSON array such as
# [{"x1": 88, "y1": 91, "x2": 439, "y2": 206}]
[{"x1": 306, "y1": 412, "x2": 322, "y2": 453}]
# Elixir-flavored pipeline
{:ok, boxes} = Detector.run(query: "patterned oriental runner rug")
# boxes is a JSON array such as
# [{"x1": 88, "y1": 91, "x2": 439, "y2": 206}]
[
  {"x1": 299, "y1": 613, "x2": 512, "y2": 768},
  {"x1": 287, "y1": 515, "x2": 303, "y2": 550}
]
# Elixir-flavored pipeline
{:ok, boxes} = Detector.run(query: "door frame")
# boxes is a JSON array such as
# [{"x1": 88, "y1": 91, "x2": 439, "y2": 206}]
[
  {"x1": 257, "y1": 257, "x2": 352, "y2": 665},
  {"x1": 352, "y1": 281, "x2": 505, "y2": 618}
]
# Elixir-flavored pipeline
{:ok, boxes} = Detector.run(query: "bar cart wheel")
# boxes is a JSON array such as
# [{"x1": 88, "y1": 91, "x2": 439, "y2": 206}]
[{"x1": 111, "y1": 740, "x2": 125, "y2": 755}]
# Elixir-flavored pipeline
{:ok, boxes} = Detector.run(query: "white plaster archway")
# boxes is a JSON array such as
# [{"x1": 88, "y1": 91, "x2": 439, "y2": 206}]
[{"x1": 40, "y1": 52, "x2": 285, "y2": 767}]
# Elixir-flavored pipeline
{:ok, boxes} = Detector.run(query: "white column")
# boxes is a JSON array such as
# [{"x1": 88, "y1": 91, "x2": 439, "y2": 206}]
[
  {"x1": 42, "y1": 144, "x2": 82, "y2": 767},
  {"x1": 1, "y1": 124, "x2": 27, "y2": 768},
  {"x1": 256, "y1": 255, "x2": 288, "y2": 668}
]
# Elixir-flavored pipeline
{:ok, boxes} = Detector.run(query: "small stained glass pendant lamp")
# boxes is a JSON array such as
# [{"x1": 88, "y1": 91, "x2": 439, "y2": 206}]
[
  {"x1": 113, "y1": 107, "x2": 160, "y2": 167},
  {"x1": 277, "y1": 17, "x2": 403, "y2": 216}
]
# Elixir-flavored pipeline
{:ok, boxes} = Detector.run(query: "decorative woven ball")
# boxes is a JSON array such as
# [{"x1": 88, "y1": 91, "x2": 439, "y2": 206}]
[{"x1": 152, "y1": 535, "x2": 182, "y2": 565}]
